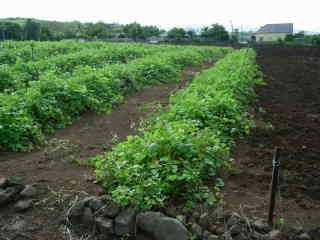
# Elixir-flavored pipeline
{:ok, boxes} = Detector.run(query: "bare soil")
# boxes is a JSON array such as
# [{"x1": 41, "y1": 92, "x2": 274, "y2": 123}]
[
  {"x1": 222, "y1": 46, "x2": 320, "y2": 228},
  {"x1": 0, "y1": 65, "x2": 207, "y2": 240}
]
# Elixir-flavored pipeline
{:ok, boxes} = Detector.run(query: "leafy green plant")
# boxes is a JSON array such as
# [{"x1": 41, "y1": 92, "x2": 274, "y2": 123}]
[
  {"x1": 0, "y1": 94, "x2": 43, "y2": 151},
  {"x1": 275, "y1": 217, "x2": 285, "y2": 229},
  {"x1": 0, "y1": 43, "x2": 229, "y2": 151},
  {"x1": 91, "y1": 49, "x2": 263, "y2": 209}
]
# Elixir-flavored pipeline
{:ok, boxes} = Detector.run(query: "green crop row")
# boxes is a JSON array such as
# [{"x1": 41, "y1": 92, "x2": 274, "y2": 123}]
[
  {"x1": 0, "y1": 43, "x2": 174, "y2": 92},
  {"x1": 89, "y1": 49, "x2": 264, "y2": 209},
  {"x1": 0, "y1": 40, "x2": 109, "y2": 65},
  {"x1": 0, "y1": 46, "x2": 230, "y2": 151}
]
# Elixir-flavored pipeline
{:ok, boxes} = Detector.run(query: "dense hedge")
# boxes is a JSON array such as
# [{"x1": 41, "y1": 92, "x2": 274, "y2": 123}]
[
  {"x1": 0, "y1": 45, "x2": 230, "y2": 151},
  {"x1": 90, "y1": 49, "x2": 263, "y2": 209}
]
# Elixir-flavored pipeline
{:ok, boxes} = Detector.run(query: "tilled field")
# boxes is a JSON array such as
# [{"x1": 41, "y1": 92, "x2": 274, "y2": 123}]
[
  {"x1": 1, "y1": 45, "x2": 319, "y2": 240},
  {"x1": 223, "y1": 46, "x2": 320, "y2": 228}
]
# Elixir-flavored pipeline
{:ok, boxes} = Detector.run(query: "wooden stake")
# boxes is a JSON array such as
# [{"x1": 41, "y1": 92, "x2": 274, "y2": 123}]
[{"x1": 268, "y1": 147, "x2": 280, "y2": 226}]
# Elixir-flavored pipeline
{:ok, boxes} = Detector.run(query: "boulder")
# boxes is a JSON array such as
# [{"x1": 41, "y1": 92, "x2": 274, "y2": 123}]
[
  {"x1": 69, "y1": 199, "x2": 86, "y2": 222},
  {"x1": 136, "y1": 211, "x2": 189, "y2": 240},
  {"x1": 203, "y1": 230, "x2": 211, "y2": 238},
  {"x1": 253, "y1": 219, "x2": 271, "y2": 233},
  {"x1": 208, "y1": 234, "x2": 220, "y2": 240},
  {"x1": 20, "y1": 185, "x2": 37, "y2": 198},
  {"x1": 136, "y1": 232, "x2": 154, "y2": 240},
  {"x1": 81, "y1": 207, "x2": 94, "y2": 224},
  {"x1": 232, "y1": 232, "x2": 248, "y2": 240},
  {"x1": 4, "y1": 218, "x2": 27, "y2": 232},
  {"x1": 269, "y1": 230, "x2": 281, "y2": 240},
  {"x1": 298, "y1": 233, "x2": 311, "y2": 240},
  {"x1": 165, "y1": 206, "x2": 179, "y2": 218},
  {"x1": 0, "y1": 177, "x2": 8, "y2": 188},
  {"x1": 101, "y1": 201, "x2": 120, "y2": 218},
  {"x1": 209, "y1": 225, "x2": 225, "y2": 235},
  {"x1": 0, "y1": 187, "x2": 19, "y2": 206},
  {"x1": 199, "y1": 212, "x2": 210, "y2": 229},
  {"x1": 137, "y1": 212, "x2": 165, "y2": 232},
  {"x1": 252, "y1": 231, "x2": 269, "y2": 240},
  {"x1": 85, "y1": 195, "x2": 121, "y2": 217},
  {"x1": 212, "y1": 206, "x2": 224, "y2": 220},
  {"x1": 192, "y1": 211, "x2": 201, "y2": 221},
  {"x1": 229, "y1": 223, "x2": 243, "y2": 236},
  {"x1": 87, "y1": 197, "x2": 104, "y2": 212},
  {"x1": 308, "y1": 227, "x2": 320, "y2": 239},
  {"x1": 95, "y1": 216, "x2": 114, "y2": 235},
  {"x1": 226, "y1": 212, "x2": 242, "y2": 227},
  {"x1": 190, "y1": 223, "x2": 202, "y2": 238},
  {"x1": 14, "y1": 199, "x2": 33, "y2": 212},
  {"x1": 114, "y1": 208, "x2": 136, "y2": 236},
  {"x1": 69, "y1": 196, "x2": 99, "y2": 218}
]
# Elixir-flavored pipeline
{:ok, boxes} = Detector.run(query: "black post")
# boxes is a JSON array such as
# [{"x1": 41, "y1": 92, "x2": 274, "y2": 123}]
[{"x1": 268, "y1": 147, "x2": 280, "y2": 226}]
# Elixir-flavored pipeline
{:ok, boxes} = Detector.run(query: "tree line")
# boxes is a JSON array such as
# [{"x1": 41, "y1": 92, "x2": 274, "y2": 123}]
[
  {"x1": 0, "y1": 18, "x2": 233, "y2": 43},
  {"x1": 284, "y1": 31, "x2": 320, "y2": 45}
]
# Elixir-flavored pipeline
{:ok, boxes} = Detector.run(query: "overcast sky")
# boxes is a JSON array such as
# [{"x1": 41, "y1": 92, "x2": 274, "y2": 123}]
[{"x1": 1, "y1": 0, "x2": 319, "y2": 32}]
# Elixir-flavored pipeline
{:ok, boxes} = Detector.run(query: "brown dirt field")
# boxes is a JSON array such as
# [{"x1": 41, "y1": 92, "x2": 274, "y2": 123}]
[
  {"x1": 0, "y1": 65, "x2": 208, "y2": 240},
  {"x1": 222, "y1": 46, "x2": 320, "y2": 228}
]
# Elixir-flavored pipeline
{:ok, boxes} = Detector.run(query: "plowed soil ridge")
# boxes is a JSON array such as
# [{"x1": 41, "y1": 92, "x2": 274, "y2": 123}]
[{"x1": 223, "y1": 46, "x2": 320, "y2": 228}]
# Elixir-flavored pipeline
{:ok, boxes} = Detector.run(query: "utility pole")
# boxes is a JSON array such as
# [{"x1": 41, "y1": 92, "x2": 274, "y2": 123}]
[
  {"x1": 240, "y1": 24, "x2": 244, "y2": 43},
  {"x1": 230, "y1": 20, "x2": 235, "y2": 44},
  {"x1": 230, "y1": 20, "x2": 234, "y2": 35}
]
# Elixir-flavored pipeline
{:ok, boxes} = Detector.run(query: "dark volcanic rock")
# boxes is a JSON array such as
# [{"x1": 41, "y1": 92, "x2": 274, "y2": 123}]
[
  {"x1": 95, "y1": 216, "x2": 114, "y2": 235},
  {"x1": 13, "y1": 199, "x2": 33, "y2": 212},
  {"x1": 114, "y1": 208, "x2": 136, "y2": 236},
  {"x1": 0, "y1": 177, "x2": 8, "y2": 188},
  {"x1": 136, "y1": 211, "x2": 189, "y2": 240},
  {"x1": 20, "y1": 185, "x2": 37, "y2": 198},
  {"x1": 82, "y1": 207, "x2": 94, "y2": 224},
  {"x1": 101, "y1": 201, "x2": 120, "y2": 218},
  {"x1": 0, "y1": 187, "x2": 20, "y2": 206},
  {"x1": 190, "y1": 222, "x2": 202, "y2": 238},
  {"x1": 69, "y1": 199, "x2": 86, "y2": 223},
  {"x1": 253, "y1": 219, "x2": 271, "y2": 233},
  {"x1": 87, "y1": 197, "x2": 104, "y2": 212}
]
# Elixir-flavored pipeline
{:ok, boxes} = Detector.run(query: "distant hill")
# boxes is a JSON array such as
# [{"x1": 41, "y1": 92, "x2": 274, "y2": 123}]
[
  {"x1": 0, "y1": 18, "x2": 165, "y2": 42},
  {"x1": 1, "y1": 17, "x2": 103, "y2": 35}
]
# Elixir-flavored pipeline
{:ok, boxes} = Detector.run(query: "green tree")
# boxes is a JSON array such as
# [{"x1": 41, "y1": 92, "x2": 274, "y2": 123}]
[
  {"x1": 24, "y1": 19, "x2": 41, "y2": 40},
  {"x1": 312, "y1": 35, "x2": 320, "y2": 45},
  {"x1": 0, "y1": 22, "x2": 23, "y2": 40},
  {"x1": 142, "y1": 25, "x2": 162, "y2": 38},
  {"x1": 123, "y1": 22, "x2": 144, "y2": 41},
  {"x1": 295, "y1": 31, "x2": 305, "y2": 39},
  {"x1": 200, "y1": 24, "x2": 229, "y2": 42},
  {"x1": 81, "y1": 22, "x2": 111, "y2": 39},
  {"x1": 167, "y1": 27, "x2": 187, "y2": 42},
  {"x1": 186, "y1": 29, "x2": 197, "y2": 41},
  {"x1": 285, "y1": 34, "x2": 295, "y2": 42},
  {"x1": 40, "y1": 26, "x2": 54, "y2": 40}
]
